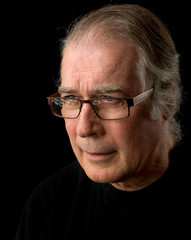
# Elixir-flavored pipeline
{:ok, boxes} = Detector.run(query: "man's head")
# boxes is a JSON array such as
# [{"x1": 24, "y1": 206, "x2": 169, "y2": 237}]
[
  {"x1": 56, "y1": 4, "x2": 182, "y2": 189},
  {"x1": 60, "y1": 4, "x2": 182, "y2": 141}
]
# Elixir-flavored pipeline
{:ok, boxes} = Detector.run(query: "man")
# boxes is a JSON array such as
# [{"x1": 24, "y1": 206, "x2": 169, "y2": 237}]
[{"x1": 16, "y1": 4, "x2": 188, "y2": 239}]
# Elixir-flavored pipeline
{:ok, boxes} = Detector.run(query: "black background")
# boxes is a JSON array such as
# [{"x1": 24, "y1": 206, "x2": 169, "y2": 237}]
[{"x1": 4, "y1": 0, "x2": 191, "y2": 239}]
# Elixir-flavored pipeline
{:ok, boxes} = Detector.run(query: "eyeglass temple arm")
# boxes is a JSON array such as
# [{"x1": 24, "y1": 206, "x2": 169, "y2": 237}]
[{"x1": 133, "y1": 88, "x2": 153, "y2": 106}]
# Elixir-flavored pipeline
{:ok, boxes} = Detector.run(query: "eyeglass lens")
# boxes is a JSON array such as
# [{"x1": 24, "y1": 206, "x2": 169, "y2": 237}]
[{"x1": 51, "y1": 98, "x2": 130, "y2": 120}]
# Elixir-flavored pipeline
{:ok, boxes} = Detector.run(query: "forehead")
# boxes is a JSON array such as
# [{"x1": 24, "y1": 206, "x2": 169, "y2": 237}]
[{"x1": 60, "y1": 40, "x2": 139, "y2": 94}]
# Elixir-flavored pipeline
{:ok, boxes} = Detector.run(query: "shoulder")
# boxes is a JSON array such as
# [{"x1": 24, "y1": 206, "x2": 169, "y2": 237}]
[
  {"x1": 47, "y1": 160, "x2": 84, "y2": 184},
  {"x1": 30, "y1": 161, "x2": 87, "y2": 200},
  {"x1": 15, "y1": 162, "x2": 94, "y2": 239},
  {"x1": 18, "y1": 161, "x2": 91, "y2": 226}
]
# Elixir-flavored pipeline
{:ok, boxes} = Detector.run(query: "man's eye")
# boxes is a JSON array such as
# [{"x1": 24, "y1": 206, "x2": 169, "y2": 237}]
[
  {"x1": 103, "y1": 96, "x2": 116, "y2": 102},
  {"x1": 64, "y1": 95, "x2": 77, "y2": 99}
]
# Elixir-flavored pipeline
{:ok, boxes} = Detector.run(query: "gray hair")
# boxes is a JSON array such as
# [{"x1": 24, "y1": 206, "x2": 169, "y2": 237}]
[{"x1": 60, "y1": 4, "x2": 183, "y2": 142}]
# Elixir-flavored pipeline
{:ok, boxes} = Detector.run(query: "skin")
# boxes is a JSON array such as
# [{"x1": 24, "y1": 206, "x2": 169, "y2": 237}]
[{"x1": 60, "y1": 39, "x2": 175, "y2": 191}]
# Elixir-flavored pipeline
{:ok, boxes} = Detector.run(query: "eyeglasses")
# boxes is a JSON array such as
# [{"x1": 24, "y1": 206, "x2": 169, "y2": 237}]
[{"x1": 47, "y1": 88, "x2": 153, "y2": 120}]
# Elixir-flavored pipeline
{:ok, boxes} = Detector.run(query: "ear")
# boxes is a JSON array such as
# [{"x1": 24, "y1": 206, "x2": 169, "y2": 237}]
[
  {"x1": 162, "y1": 81, "x2": 176, "y2": 120},
  {"x1": 163, "y1": 105, "x2": 174, "y2": 120}
]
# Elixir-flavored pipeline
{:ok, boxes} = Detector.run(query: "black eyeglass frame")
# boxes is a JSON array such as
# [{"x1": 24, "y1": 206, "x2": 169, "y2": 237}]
[{"x1": 47, "y1": 88, "x2": 153, "y2": 120}]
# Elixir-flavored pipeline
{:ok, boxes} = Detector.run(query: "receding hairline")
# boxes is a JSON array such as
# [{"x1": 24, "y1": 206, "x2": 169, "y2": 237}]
[
  {"x1": 58, "y1": 3, "x2": 182, "y2": 142},
  {"x1": 61, "y1": 28, "x2": 136, "y2": 59}
]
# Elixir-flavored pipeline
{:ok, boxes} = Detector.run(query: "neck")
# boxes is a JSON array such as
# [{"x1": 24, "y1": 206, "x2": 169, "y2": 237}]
[
  {"x1": 111, "y1": 169, "x2": 168, "y2": 192},
  {"x1": 111, "y1": 133, "x2": 176, "y2": 192}
]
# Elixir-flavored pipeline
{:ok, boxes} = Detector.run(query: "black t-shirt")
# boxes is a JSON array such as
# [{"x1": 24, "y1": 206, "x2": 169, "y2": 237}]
[{"x1": 15, "y1": 145, "x2": 189, "y2": 240}]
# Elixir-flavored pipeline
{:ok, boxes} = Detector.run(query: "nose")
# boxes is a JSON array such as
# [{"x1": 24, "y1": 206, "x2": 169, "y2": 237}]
[{"x1": 76, "y1": 103, "x2": 105, "y2": 138}]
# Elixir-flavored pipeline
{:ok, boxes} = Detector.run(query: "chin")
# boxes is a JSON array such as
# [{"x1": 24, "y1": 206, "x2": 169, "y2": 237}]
[{"x1": 79, "y1": 160, "x2": 124, "y2": 184}]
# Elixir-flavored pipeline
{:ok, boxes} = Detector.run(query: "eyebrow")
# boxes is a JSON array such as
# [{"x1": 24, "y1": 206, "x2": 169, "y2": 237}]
[
  {"x1": 58, "y1": 86, "x2": 130, "y2": 97},
  {"x1": 94, "y1": 86, "x2": 127, "y2": 94},
  {"x1": 58, "y1": 87, "x2": 76, "y2": 94}
]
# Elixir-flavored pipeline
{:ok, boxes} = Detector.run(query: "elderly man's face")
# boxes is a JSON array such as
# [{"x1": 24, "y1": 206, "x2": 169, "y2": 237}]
[{"x1": 61, "y1": 40, "x2": 165, "y2": 186}]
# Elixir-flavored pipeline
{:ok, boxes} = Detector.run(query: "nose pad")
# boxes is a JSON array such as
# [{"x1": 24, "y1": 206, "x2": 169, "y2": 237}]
[
  {"x1": 76, "y1": 103, "x2": 104, "y2": 138},
  {"x1": 80, "y1": 101, "x2": 98, "y2": 118},
  {"x1": 76, "y1": 105, "x2": 96, "y2": 138}
]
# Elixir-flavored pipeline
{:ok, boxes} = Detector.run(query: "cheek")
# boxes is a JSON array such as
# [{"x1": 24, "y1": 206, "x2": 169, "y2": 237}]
[
  {"x1": 105, "y1": 120, "x2": 135, "y2": 154},
  {"x1": 108, "y1": 115, "x2": 157, "y2": 153},
  {"x1": 108, "y1": 117, "x2": 139, "y2": 141}
]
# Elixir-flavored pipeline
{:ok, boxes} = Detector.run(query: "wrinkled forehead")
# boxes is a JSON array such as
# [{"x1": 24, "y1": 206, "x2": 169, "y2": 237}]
[
  {"x1": 60, "y1": 41, "x2": 141, "y2": 97},
  {"x1": 61, "y1": 40, "x2": 138, "y2": 80}
]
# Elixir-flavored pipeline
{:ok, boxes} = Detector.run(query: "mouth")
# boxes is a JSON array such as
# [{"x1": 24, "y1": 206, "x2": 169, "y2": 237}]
[{"x1": 85, "y1": 151, "x2": 116, "y2": 162}]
